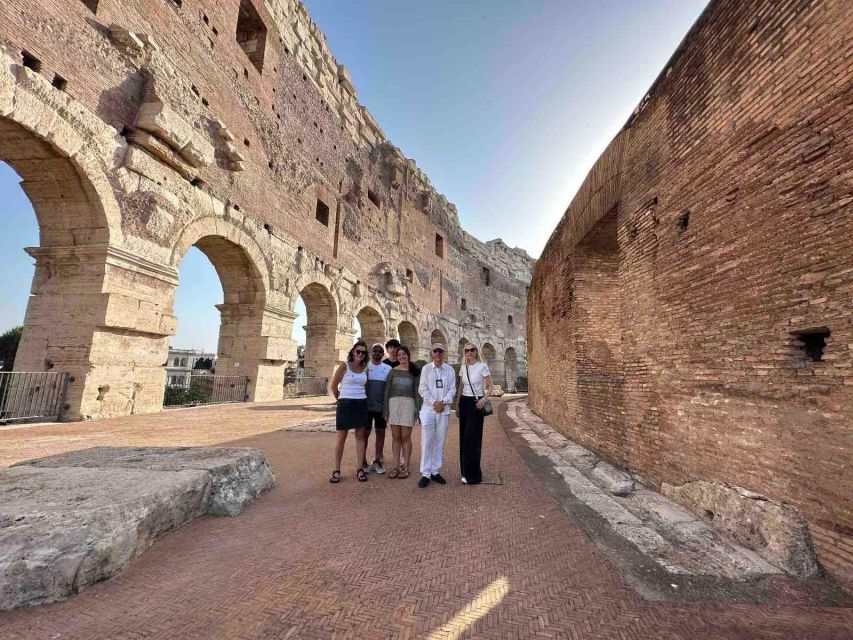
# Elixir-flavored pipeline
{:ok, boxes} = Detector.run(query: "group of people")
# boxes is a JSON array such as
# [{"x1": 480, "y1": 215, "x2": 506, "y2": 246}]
[{"x1": 330, "y1": 338, "x2": 494, "y2": 488}]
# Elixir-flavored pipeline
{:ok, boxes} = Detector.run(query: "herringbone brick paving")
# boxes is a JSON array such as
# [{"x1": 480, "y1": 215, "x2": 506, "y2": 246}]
[{"x1": 1, "y1": 399, "x2": 851, "y2": 638}]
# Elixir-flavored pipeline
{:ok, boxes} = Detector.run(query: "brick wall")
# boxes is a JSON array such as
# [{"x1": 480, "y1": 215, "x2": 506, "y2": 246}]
[{"x1": 528, "y1": 0, "x2": 853, "y2": 585}]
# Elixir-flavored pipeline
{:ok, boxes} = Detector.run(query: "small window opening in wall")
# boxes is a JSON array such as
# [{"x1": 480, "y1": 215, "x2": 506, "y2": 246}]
[
  {"x1": 170, "y1": 0, "x2": 183, "y2": 7},
  {"x1": 406, "y1": 269, "x2": 413, "y2": 283},
  {"x1": 368, "y1": 189, "x2": 381, "y2": 208},
  {"x1": 243, "y1": 68, "x2": 249, "y2": 79},
  {"x1": 263, "y1": 223, "x2": 272, "y2": 234},
  {"x1": 51, "y1": 74, "x2": 67, "y2": 91},
  {"x1": 792, "y1": 328, "x2": 830, "y2": 363},
  {"x1": 482, "y1": 267, "x2": 491, "y2": 286},
  {"x1": 677, "y1": 209, "x2": 690, "y2": 233},
  {"x1": 434, "y1": 234, "x2": 444, "y2": 258},
  {"x1": 81, "y1": 0, "x2": 98, "y2": 12},
  {"x1": 236, "y1": 0, "x2": 267, "y2": 73},
  {"x1": 202, "y1": 13, "x2": 209, "y2": 24},
  {"x1": 315, "y1": 200, "x2": 330, "y2": 226},
  {"x1": 190, "y1": 177, "x2": 204, "y2": 187},
  {"x1": 212, "y1": 26, "x2": 219, "y2": 36},
  {"x1": 201, "y1": 97, "x2": 209, "y2": 107},
  {"x1": 243, "y1": 138, "x2": 250, "y2": 147},
  {"x1": 461, "y1": 298, "x2": 467, "y2": 311},
  {"x1": 21, "y1": 51, "x2": 41, "y2": 72},
  {"x1": 508, "y1": 315, "x2": 514, "y2": 325},
  {"x1": 191, "y1": 84, "x2": 200, "y2": 97}
]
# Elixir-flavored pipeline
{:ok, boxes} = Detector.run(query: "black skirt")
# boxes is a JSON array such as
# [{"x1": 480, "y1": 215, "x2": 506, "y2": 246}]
[{"x1": 336, "y1": 398, "x2": 369, "y2": 430}]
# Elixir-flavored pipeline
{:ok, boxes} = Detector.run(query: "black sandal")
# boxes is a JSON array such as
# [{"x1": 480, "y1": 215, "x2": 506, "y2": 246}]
[
  {"x1": 357, "y1": 468, "x2": 368, "y2": 482},
  {"x1": 329, "y1": 470, "x2": 341, "y2": 484}
]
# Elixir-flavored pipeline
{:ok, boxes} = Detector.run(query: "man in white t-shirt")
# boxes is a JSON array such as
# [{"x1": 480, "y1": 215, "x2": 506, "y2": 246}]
[
  {"x1": 417, "y1": 343, "x2": 456, "y2": 488},
  {"x1": 364, "y1": 343, "x2": 392, "y2": 474}
]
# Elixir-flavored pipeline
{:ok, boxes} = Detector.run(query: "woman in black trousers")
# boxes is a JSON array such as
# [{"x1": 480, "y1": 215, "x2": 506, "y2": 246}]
[{"x1": 454, "y1": 343, "x2": 493, "y2": 485}]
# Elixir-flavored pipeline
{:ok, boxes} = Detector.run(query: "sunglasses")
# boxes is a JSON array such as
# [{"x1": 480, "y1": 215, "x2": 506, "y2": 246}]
[
  {"x1": 432, "y1": 349, "x2": 444, "y2": 353},
  {"x1": 464, "y1": 348, "x2": 476, "y2": 353},
  {"x1": 354, "y1": 350, "x2": 367, "y2": 355}
]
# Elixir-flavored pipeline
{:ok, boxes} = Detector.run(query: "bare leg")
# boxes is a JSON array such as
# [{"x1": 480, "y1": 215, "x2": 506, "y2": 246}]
[
  {"x1": 355, "y1": 427, "x2": 368, "y2": 472},
  {"x1": 391, "y1": 425, "x2": 402, "y2": 469},
  {"x1": 401, "y1": 428, "x2": 413, "y2": 470},
  {"x1": 334, "y1": 430, "x2": 348, "y2": 471},
  {"x1": 375, "y1": 428, "x2": 386, "y2": 462}
]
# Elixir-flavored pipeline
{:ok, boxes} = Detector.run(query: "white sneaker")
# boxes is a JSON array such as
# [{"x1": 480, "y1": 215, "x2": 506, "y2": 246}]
[
  {"x1": 461, "y1": 477, "x2": 468, "y2": 484},
  {"x1": 372, "y1": 459, "x2": 385, "y2": 475}
]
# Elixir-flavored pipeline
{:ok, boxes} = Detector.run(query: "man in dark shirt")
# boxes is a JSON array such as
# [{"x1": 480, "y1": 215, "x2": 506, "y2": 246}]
[{"x1": 383, "y1": 338, "x2": 401, "y2": 368}]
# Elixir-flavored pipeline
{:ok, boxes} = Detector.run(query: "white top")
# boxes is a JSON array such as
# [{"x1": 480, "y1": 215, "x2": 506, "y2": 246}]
[
  {"x1": 460, "y1": 362, "x2": 491, "y2": 397},
  {"x1": 418, "y1": 362, "x2": 457, "y2": 415},
  {"x1": 339, "y1": 362, "x2": 367, "y2": 400},
  {"x1": 367, "y1": 361, "x2": 392, "y2": 381}
]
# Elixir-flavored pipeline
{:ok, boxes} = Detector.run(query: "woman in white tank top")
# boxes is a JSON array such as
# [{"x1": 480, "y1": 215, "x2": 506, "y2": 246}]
[{"x1": 330, "y1": 341, "x2": 370, "y2": 483}]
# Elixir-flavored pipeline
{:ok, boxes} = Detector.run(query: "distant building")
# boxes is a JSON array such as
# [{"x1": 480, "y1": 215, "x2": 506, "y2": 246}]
[{"x1": 165, "y1": 348, "x2": 216, "y2": 385}]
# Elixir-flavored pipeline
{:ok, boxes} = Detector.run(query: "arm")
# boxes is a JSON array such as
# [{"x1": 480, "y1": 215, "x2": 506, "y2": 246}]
[
  {"x1": 413, "y1": 374, "x2": 422, "y2": 414},
  {"x1": 442, "y1": 368, "x2": 456, "y2": 406},
  {"x1": 383, "y1": 370, "x2": 392, "y2": 418},
  {"x1": 330, "y1": 363, "x2": 346, "y2": 400},
  {"x1": 478, "y1": 375, "x2": 494, "y2": 409},
  {"x1": 418, "y1": 367, "x2": 431, "y2": 405}
]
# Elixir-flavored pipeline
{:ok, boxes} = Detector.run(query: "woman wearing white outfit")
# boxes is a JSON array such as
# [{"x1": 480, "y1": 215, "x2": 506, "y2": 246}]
[
  {"x1": 454, "y1": 343, "x2": 493, "y2": 485},
  {"x1": 329, "y1": 341, "x2": 369, "y2": 483},
  {"x1": 416, "y1": 343, "x2": 456, "y2": 488}
]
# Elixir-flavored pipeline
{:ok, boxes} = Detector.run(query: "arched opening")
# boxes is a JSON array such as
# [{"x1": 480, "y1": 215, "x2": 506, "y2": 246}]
[
  {"x1": 165, "y1": 246, "x2": 223, "y2": 400},
  {"x1": 298, "y1": 283, "x2": 338, "y2": 378},
  {"x1": 430, "y1": 329, "x2": 447, "y2": 352},
  {"x1": 0, "y1": 115, "x2": 112, "y2": 420},
  {"x1": 482, "y1": 343, "x2": 497, "y2": 371},
  {"x1": 354, "y1": 306, "x2": 385, "y2": 347},
  {"x1": 398, "y1": 321, "x2": 419, "y2": 356},
  {"x1": 457, "y1": 337, "x2": 470, "y2": 363},
  {"x1": 505, "y1": 347, "x2": 519, "y2": 392},
  {"x1": 166, "y1": 236, "x2": 266, "y2": 405}
]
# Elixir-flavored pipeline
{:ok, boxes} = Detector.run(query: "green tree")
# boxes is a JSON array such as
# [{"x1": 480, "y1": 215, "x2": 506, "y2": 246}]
[
  {"x1": 0, "y1": 325, "x2": 23, "y2": 370},
  {"x1": 193, "y1": 357, "x2": 213, "y2": 371}
]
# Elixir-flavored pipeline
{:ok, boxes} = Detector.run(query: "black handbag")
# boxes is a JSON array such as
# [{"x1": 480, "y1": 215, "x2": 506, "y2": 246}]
[{"x1": 464, "y1": 364, "x2": 493, "y2": 417}]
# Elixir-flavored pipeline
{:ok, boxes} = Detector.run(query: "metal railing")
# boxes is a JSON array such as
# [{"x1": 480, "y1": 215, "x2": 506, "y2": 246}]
[
  {"x1": 0, "y1": 371, "x2": 69, "y2": 423},
  {"x1": 163, "y1": 374, "x2": 249, "y2": 408},
  {"x1": 283, "y1": 376, "x2": 328, "y2": 399}
]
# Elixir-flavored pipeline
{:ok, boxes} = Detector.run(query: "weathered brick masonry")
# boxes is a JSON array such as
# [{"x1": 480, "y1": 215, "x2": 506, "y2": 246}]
[
  {"x1": 0, "y1": 0, "x2": 532, "y2": 419},
  {"x1": 528, "y1": 0, "x2": 852, "y2": 585}
]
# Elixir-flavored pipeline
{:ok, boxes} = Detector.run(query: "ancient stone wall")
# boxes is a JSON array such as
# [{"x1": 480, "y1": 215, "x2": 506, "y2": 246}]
[
  {"x1": 0, "y1": 0, "x2": 532, "y2": 418},
  {"x1": 528, "y1": 0, "x2": 852, "y2": 586}
]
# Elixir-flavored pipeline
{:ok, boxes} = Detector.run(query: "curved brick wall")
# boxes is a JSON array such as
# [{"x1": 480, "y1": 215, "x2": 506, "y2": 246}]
[{"x1": 528, "y1": 0, "x2": 853, "y2": 585}]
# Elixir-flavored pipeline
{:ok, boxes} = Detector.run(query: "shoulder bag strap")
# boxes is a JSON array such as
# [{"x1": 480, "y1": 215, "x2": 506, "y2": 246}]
[{"x1": 464, "y1": 364, "x2": 481, "y2": 401}]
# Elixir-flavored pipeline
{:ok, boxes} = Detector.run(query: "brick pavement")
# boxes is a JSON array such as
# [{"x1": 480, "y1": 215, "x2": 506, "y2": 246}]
[{"x1": 1, "y1": 398, "x2": 851, "y2": 639}]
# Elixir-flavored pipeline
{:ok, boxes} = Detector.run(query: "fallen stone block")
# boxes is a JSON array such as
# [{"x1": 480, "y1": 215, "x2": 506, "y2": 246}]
[
  {"x1": 590, "y1": 461, "x2": 635, "y2": 496},
  {"x1": 16, "y1": 446, "x2": 276, "y2": 517},
  {"x1": 661, "y1": 480, "x2": 820, "y2": 577},
  {"x1": 0, "y1": 465, "x2": 210, "y2": 610}
]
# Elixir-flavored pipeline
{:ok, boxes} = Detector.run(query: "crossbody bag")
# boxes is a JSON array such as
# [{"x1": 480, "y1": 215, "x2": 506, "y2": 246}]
[{"x1": 464, "y1": 364, "x2": 493, "y2": 417}]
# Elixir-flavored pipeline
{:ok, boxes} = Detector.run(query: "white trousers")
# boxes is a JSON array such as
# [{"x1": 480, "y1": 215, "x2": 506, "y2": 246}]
[{"x1": 419, "y1": 410, "x2": 449, "y2": 477}]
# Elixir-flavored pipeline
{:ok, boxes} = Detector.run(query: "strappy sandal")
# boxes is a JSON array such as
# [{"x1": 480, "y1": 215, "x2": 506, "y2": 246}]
[
  {"x1": 357, "y1": 468, "x2": 368, "y2": 482},
  {"x1": 329, "y1": 470, "x2": 341, "y2": 484},
  {"x1": 387, "y1": 467, "x2": 400, "y2": 479},
  {"x1": 398, "y1": 465, "x2": 409, "y2": 479}
]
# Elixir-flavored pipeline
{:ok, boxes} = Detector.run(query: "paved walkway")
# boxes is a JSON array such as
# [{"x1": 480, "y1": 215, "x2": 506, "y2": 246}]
[{"x1": 1, "y1": 398, "x2": 851, "y2": 638}]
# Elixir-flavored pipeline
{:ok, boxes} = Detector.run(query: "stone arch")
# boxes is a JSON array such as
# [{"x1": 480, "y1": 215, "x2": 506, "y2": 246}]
[
  {"x1": 457, "y1": 337, "x2": 470, "y2": 363},
  {"x1": 430, "y1": 328, "x2": 447, "y2": 351},
  {"x1": 297, "y1": 281, "x2": 339, "y2": 378},
  {"x1": 355, "y1": 304, "x2": 386, "y2": 347},
  {"x1": 505, "y1": 347, "x2": 519, "y2": 392},
  {"x1": 0, "y1": 58, "x2": 123, "y2": 245},
  {"x1": 0, "y1": 69, "x2": 127, "y2": 418},
  {"x1": 398, "y1": 320, "x2": 419, "y2": 354},
  {"x1": 169, "y1": 216, "x2": 272, "y2": 294}
]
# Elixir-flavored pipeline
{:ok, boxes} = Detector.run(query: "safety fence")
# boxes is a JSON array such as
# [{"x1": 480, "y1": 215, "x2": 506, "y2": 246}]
[
  {"x1": 0, "y1": 371, "x2": 69, "y2": 423},
  {"x1": 163, "y1": 374, "x2": 249, "y2": 407}
]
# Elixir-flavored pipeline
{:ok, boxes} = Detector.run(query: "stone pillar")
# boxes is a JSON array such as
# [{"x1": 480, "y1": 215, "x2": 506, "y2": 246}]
[
  {"x1": 17, "y1": 245, "x2": 178, "y2": 420},
  {"x1": 215, "y1": 303, "x2": 297, "y2": 402}
]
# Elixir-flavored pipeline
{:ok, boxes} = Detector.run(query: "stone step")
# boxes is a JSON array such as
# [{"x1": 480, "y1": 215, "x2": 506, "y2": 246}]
[{"x1": 508, "y1": 401, "x2": 780, "y2": 580}]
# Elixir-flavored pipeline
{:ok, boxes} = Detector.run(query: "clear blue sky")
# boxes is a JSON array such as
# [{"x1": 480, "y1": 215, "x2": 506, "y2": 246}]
[{"x1": 0, "y1": 0, "x2": 707, "y2": 352}]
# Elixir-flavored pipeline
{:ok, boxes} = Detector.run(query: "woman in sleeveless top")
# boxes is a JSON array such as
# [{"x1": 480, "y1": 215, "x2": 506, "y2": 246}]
[
  {"x1": 382, "y1": 345, "x2": 421, "y2": 479},
  {"x1": 454, "y1": 343, "x2": 493, "y2": 485},
  {"x1": 330, "y1": 341, "x2": 370, "y2": 483}
]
